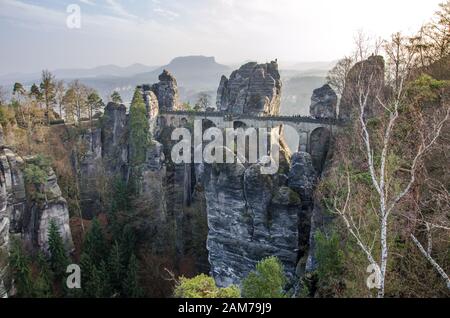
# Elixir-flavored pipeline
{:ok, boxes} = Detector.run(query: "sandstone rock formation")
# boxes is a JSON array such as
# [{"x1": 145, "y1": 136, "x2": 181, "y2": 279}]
[
  {"x1": 143, "y1": 90, "x2": 160, "y2": 137},
  {"x1": 199, "y1": 146, "x2": 318, "y2": 287},
  {"x1": 309, "y1": 127, "x2": 332, "y2": 173},
  {"x1": 288, "y1": 152, "x2": 317, "y2": 203},
  {"x1": 310, "y1": 84, "x2": 337, "y2": 119},
  {"x1": 0, "y1": 124, "x2": 73, "y2": 297},
  {"x1": 339, "y1": 55, "x2": 386, "y2": 121},
  {"x1": 77, "y1": 127, "x2": 102, "y2": 219},
  {"x1": 0, "y1": 148, "x2": 73, "y2": 297},
  {"x1": 101, "y1": 102, "x2": 129, "y2": 178},
  {"x1": 216, "y1": 61, "x2": 282, "y2": 115},
  {"x1": 151, "y1": 70, "x2": 180, "y2": 110}
]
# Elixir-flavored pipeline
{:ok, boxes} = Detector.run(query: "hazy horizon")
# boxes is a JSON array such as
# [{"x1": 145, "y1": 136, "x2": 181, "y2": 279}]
[{"x1": 0, "y1": 0, "x2": 443, "y2": 76}]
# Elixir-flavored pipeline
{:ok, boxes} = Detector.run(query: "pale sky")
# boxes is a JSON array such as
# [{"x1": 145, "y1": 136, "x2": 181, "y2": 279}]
[{"x1": 0, "y1": 0, "x2": 444, "y2": 75}]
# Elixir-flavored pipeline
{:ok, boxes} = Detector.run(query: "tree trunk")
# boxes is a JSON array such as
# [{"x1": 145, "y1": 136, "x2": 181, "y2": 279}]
[{"x1": 378, "y1": 215, "x2": 388, "y2": 298}]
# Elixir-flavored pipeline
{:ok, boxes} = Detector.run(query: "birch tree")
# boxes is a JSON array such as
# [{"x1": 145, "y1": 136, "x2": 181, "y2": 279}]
[{"x1": 326, "y1": 33, "x2": 449, "y2": 297}]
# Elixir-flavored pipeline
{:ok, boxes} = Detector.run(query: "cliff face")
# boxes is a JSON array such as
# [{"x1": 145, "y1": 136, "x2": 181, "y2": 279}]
[
  {"x1": 216, "y1": 61, "x2": 282, "y2": 115},
  {"x1": 197, "y1": 144, "x2": 316, "y2": 286},
  {"x1": 0, "y1": 146, "x2": 73, "y2": 254},
  {"x1": 101, "y1": 102, "x2": 129, "y2": 179},
  {"x1": 0, "y1": 127, "x2": 73, "y2": 296},
  {"x1": 339, "y1": 55, "x2": 386, "y2": 121},
  {"x1": 77, "y1": 127, "x2": 102, "y2": 219}
]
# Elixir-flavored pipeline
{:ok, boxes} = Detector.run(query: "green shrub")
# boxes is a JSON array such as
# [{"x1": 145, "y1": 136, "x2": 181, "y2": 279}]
[
  {"x1": 174, "y1": 274, "x2": 240, "y2": 298},
  {"x1": 23, "y1": 155, "x2": 52, "y2": 201},
  {"x1": 314, "y1": 231, "x2": 345, "y2": 296},
  {"x1": 241, "y1": 256, "x2": 287, "y2": 298}
]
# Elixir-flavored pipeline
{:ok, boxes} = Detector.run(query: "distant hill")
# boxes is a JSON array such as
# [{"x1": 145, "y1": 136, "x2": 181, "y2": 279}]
[
  {"x1": 0, "y1": 63, "x2": 158, "y2": 86},
  {"x1": 280, "y1": 75, "x2": 327, "y2": 116},
  {"x1": 77, "y1": 56, "x2": 232, "y2": 103},
  {"x1": 0, "y1": 57, "x2": 332, "y2": 111},
  {"x1": 53, "y1": 63, "x2": 159, "y2": 79}
]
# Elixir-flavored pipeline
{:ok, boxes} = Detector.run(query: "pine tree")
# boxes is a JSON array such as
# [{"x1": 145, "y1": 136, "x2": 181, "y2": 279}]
[
  {"x1": 108, "y1": 177, "x2": 132, "y2": 239},
  {"x1": 129, "y1": 87, "x2": 150, "y2": 167},
  {"x1": 110, "y1": 91, "x2": 122, "y2": 103},
  {"x1": 30, "y1": 83, "x2": 42, "y2": 101},
  {"x1": 40, "y1": 70, "x2": 56, "y2": 123},
  {"x1": 119, "y1": 224, "x2": 137, "y2": 263},
  {"x1": 48, "y1": 219, "x2": 69, "y2": 278},
  {"x1": 84, "y1": 262, "x2": 110, "y2": 298},
  {"x1": 8, "y1": 239, "x2": 33, "y2": 297},
  {"x1": 107, "y1": 241, "x2": 124, "y2": 293},
  {"x1": 83, "y1": 218, "x2": 108, "y2": 266},
  {"x1": 86, "y1": 91, "x2": 104, "y2": 123},
  {"x1": 34, "y1": 252, "x2": 53, "y2": 298},
  {"x1": 122, "y1": 254, "x2": 142, "y2": 298}
]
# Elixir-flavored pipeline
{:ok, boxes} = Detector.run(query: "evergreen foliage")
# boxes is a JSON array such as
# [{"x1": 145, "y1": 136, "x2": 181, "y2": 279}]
[
  {"x1": 48, "y1": 219, "x2": 69, "y2": 278},
  {"x1": 129, "y1": 88, "x2": 150, "y2": 166},
  {"x1": 122, "y1": 254, "x2": 142, "y2": 298},
  {"x1": 110, "y1": 91, "x2": 122, "y2": 103},
  {"x1": 241, "y1": 256, "x2": 287, "y2": 298}
]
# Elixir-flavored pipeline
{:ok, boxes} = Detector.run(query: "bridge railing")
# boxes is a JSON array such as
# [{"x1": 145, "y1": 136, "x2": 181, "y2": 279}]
[{"x1": 159, "y1": 110, "x2": 342, "y2": 125}]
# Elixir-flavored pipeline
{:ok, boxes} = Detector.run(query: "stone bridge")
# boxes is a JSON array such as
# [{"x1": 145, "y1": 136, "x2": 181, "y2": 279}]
[{"x1": 158, "y1": 110, "x2": 341, "y2": 170}]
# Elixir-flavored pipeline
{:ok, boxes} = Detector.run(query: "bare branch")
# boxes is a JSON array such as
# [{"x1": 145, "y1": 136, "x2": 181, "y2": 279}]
[
  {"x1": 410, "y1": 234, "x2": 450, "y2": 290},
  {"x1": 387, "y1": 105, "x2": 450, "y2": 214}
]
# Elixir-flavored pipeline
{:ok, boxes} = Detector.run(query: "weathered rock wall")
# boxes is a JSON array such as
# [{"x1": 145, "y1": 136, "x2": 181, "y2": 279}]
[
  {"x1": 216, "y1": 61, "x2": 282, "y2": 115},
  {"x1": 339, "y1": 55, "x2": 387, "y2": 121},
  {"x1": 0, "y1": 127, "x2": 74, "y2": 296},
  {"x1": 198, "y1": 144, "x2": 316, "y2": 287},
  {"x1": 150, "y1": 70, "x2": 181, "y2": 111}
]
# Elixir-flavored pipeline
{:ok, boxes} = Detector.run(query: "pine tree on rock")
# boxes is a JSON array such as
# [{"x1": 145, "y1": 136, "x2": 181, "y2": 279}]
[
  {"x1": 129, "y1": 87, "x2": 150, "y2": 176},
  {"x1": 110, "y1": 91, "x2": 122, "y2": 104}
]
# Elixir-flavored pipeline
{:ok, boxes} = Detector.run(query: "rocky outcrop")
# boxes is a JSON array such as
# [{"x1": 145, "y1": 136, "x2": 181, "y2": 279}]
[
  {"x1": 309, "y1": 128, "x2": 332, "y2": 173},
  {"x1": 77, "y1": 127, "x2": 102, "y2": 219},
  {"x1": 201, "y1": 147, "x2": 307, "y2": 287},
  {"x1": 0, "y1": 125, "x2": 73, "y2": 296},
  {"x1": 339, "y1": 55, "x2": 386, "y2": 121},
  {"x1": 151, "y1": 70, "x2": 180, "y2": 110},
  {"x1": 33, "y1": 168, "x2": 73, "y2": 254},
  {"x1": 101, "y1": 102, "x2": 128, "y2": 179},
  {"x1": 288, "y1": 152, "x2": 317, "y2": 203},
  {"x1": 216, "y1": 61, "x2": 282, "y2": 115},
  {"x1": 21, "y1": 158, "x2": 74, "y2": 254},
  {"x1": 144, "y1": 90, "x2": 160, "y2": 137},
  {"x1": 310, "y1": 84, "x2": 337, "y2": 119},
  {"x1": 135, "y1": 140, "x2": 167, "y2": 223}
]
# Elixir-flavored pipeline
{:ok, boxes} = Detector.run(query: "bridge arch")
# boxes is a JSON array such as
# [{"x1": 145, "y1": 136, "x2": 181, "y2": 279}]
[
  {"x1": 202, "y1": 118, "x2": 216, "y2": 132},
  {"x1": 180, "y1": 117, "x2": 188, "y2": 126},
  {"x1": 233, "y1": 120, "x2": 248, "y2": 129}
]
